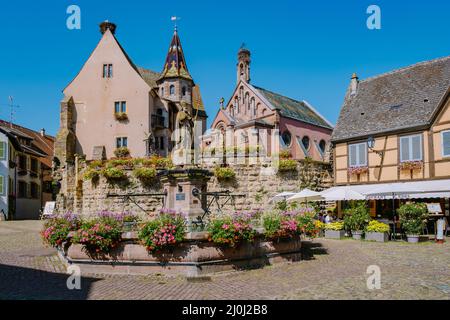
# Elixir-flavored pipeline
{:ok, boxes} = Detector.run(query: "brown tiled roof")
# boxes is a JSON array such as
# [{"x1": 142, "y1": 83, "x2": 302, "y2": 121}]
[
  {"x1": 137, "y1": 67, "x2": 160, "y2": 88},
  {"x1": 0, "y1": 120, "x2": 55, "y2": 168},
  {"x1": 332, "y1": 55, "x2": 450, "y2": 142}
]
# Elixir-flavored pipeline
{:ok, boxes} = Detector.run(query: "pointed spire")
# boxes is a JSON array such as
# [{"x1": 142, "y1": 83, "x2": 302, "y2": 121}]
[{"x1": 159, "y1": 27, "x2": 192, "y2": 81}]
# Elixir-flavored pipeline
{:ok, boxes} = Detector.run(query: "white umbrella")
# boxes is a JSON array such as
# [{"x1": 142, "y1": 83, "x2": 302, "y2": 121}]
[
  {"x1": 268, "y1": 192, "x2": 297, "y2": 204},
  {"x1": 287, "y1": 188, "x2": 323, "y2": 203},
  {"x1": 321, "y1": 188, "x2": 365, "y2": 201}
]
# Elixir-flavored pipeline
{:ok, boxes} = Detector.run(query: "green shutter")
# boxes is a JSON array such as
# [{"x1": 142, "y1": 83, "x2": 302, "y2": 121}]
[
  {"x1": 0, "y1": 142, "x2": 5, "y2": 160},
  {"x1": 0, "y1": 176, "x2": 4, "y2": 195}
]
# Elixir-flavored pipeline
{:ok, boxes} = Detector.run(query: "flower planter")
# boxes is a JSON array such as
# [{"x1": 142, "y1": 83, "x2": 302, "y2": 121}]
[
  {"x1": 406, "y1": 235, "x2": 420, "y2": 243},
  {"x1": 325, "y1": 230, "x2": 345, "y2": 239},
  {"x1": 365, "y1": 232, "x2": 389, "y2": 243},
  {"x1": 123, "y1": 221, "x2": 138, "y2": 232},
  {"x1": 351, "y1": 230, "x2": 363, "y2": 240}
]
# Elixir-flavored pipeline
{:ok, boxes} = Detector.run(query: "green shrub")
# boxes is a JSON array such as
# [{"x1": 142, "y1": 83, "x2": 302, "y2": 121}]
[
  {"x1": 278, "y1": 159, "x2": 298, "y2": 172},
  {"x1": 88, "y1": 160, "x2": 104, "y2": 169},
  {"x1": 108, "y1": 159, "x2": 133, "y2": 168},
  {"x1": 102, "y1": 166, "x2": 127, "y2": 181},
  {"x1": 83, "y1": 167, "x2": 100, "y2": 181},
  {"x1": 343, "y1": 202, "x2": 370, "y2": 231},
  {"x1": 397, "y1": 203, "x2": 428, "y2": 235},
  {"x1": 279, "y1": 149, "x2": 291, "y2": 159},
  {"x1": 114, "y1": 147, "x2": 130, "y2": 158},
  {"x1": 138, "y1": 212, "x2": 186, "y2": 252},
  {"x1": 214, "y1": 167, "x2": 236, "y2": 180},
  {"x1": 366, "y1": 220, "x2": 390, "y2": 233},
  {"x1": 133, "y1": 167, "x2": 157, "y2": 183}
]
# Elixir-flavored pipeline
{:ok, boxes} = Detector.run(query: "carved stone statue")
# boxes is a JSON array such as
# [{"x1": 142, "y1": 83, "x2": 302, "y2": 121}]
[{"x1": 175, "y1": 101, "x2": 194, "y2": 148}]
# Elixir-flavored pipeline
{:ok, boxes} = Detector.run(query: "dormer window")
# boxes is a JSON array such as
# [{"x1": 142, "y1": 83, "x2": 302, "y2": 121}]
[
  {"x1": 103, "y1": 64, "x2": 113, "y2": 78},
  {"x1": 170, "y1": 85, "x2": 175, "y2": 96}
]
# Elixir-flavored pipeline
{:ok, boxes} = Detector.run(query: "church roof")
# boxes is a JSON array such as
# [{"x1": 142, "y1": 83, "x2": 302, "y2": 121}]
[
  {"x1": 253, "y1": 86, "x2": 333, "y2": 129},
  {"x1": 332, "y1": 55, "x2": 450, "y2": 142},
  {"x1": 159, "y1": 29, "x2": 192, "y2": 81}
]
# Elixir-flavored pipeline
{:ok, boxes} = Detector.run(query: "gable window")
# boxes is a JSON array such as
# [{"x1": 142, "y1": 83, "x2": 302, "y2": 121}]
[
  {"x1": 348, "y1": 142, "x2": 367, "y2": 167},
  {"x1": 301, "y1": 136, "x2": 310, "y2": 151},
  {"x1": 400, "y1": 134, "x2": 422, "y2": 162},
  {"x1": 114, "y1": 101, "x2": 127, "y2": 113},
  {"x1": 319, "y1": 140, "x2": 327, "y2": 154},
  {"x1": 442, "y1": 130, "x2": 450, "y2": 157},
  {"x1": 0, "y1": 141, "x2": 6, "y2": 160},
  {"x1": 103, "y1": 64, "x2": 113, "y2": 78},
  {"x1": 169, "y1": 85, "x2": 175, "y2": 96},
  {"x1": 116, "y1": 137, "x2": 128, "y2": 148},
  {"x1": 281, "y1": 131, "x2": 292, "y2": 147},
  {"x1": 235, "y1": 97, "x2": 239, "y2": 113}
]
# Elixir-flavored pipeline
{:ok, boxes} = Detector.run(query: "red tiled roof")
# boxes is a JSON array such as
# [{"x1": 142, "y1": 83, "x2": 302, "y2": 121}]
[{"x1": 0, "y1": 120, "x2": 54, "y2": 168}]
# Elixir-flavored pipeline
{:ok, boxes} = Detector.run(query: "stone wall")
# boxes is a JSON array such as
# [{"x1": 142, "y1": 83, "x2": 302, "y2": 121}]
[{"x1": 55, "y1": 160, "x2": 332, "y2": 217}]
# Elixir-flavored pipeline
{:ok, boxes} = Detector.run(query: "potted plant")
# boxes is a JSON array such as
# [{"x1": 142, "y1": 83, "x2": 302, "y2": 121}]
[
  {"x1": 365, "y1": 220, "x2": 390, "y2": 242},
  {"x1": 397, "y1": 203, "x2": 428, "y2": 243},
  {"x1": 343, "y1": 202, "x2": 370, "y2": 240},
  {"x1": 324, "y1": 222, "x2": 345, "y2": 239}
]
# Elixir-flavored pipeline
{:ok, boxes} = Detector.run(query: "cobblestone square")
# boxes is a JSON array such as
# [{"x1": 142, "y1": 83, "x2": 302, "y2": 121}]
[{"x1": 0, "y1": 221, "x2": 448, "y2": 300}]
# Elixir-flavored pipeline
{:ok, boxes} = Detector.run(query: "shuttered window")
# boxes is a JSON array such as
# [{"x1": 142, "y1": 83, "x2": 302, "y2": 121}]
[
  {"x1": 0, "y1": 176, "x2": 4, "y2": 195},
  {"x1": 0, "y1": 142, "x2": 5, "y2": 160},
  {"x1": 348, "y1": 143, "x2": 367, "y2": 167},
  {"x1": 400, "y1": 134, "x2": 422, "y2": 162},
  {"x1": 442, "y1": 130, "x2": 450, "y2": 157}
]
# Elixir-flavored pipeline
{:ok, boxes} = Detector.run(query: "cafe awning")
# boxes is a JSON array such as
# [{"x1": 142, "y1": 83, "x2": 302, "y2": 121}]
[{"x1": 323, "y1": 179, "x2": 450, "y2": 200}]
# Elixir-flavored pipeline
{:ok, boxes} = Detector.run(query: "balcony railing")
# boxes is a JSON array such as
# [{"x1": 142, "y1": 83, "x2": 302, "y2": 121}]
[{"x1": 151, "y1": 114, "x2": 166, "y2": 129}]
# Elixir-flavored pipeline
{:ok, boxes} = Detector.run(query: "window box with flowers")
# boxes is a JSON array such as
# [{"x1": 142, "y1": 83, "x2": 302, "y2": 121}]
[
  {"x1": 347, "y1": 166, "x2": 368, "y2": 176},
  {"x1": 398, "y1": 160, "x2": 423, "y2": 171},
  {"x1": 114, "y1": 112, "x2": 128, "y2": 121}
]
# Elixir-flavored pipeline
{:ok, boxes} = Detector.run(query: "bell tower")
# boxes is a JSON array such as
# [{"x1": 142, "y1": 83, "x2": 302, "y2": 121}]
[
  {"x1": 237, "y1": 45, "x2": 251, "y2": 84},
  {"x1": 157, "y1": 26, "x2": 194, "y2": 105}
]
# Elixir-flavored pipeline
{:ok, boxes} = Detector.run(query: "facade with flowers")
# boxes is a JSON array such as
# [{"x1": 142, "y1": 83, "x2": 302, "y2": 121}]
[{"x1": 332, "y1": 56, "x2": 450, "y2": 217}]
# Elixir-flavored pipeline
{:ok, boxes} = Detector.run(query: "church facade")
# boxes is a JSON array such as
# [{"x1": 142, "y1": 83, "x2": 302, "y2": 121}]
[
  {"x1": 55, "y1": 21, "x2": 207, "y2": 163},
  {"x1": 207, "y1": 48, "x2": 333, "y2": 162}
]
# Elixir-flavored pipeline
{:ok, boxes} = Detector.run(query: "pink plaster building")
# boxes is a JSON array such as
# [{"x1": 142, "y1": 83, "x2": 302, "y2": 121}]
[
  {"x1": 208, "y1": 47, "x2": 333, "y2": 161},
  {"x1": 55, "y1": 21, "x2": 207, "y2": 162}
]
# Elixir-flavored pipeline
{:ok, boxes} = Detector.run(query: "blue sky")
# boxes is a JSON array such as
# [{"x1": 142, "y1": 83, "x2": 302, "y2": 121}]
[{"x1": 0, "y1": 0, "x2": 449, "y2": 136}]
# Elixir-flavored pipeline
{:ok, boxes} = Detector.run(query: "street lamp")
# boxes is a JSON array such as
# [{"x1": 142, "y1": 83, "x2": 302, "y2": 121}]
[{"x1": 367, "y1": 136, "x2": 384, "y2": 157}]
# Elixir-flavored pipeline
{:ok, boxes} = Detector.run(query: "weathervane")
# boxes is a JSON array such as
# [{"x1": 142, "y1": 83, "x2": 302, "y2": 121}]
[{"x1": 171, "y1": 16, "x2": 181, "y2": 31}]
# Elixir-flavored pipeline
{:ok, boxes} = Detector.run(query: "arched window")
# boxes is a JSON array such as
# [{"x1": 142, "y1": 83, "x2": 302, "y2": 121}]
[
  {"x1": 240, "y1": 64, "x2": 244, "y2": 76},
  {"x1": 262, "y1": 108, "x2": 267, "y2": 116},
  {"x1": 302, "y1": 136, "x2": 310, "y2": 150},
  {"x1": 239, "y1": 87, "x2": 244, "y2": 101},
  {"x1": 281, "y1": 131, "x2": 292, "y2": 147},
  {"x1": 230, "y1": 105, "x2": 235, "y2": 117},
  {"x1": 169, "y1": 85, "x2": 175, "y2": 96},
  {"x1": 251, "y1": 98, "x2": 256, "y2": 117},
  {"x1": 161, "y1": 87, "x2": 164, "y2": 96},
  {"x1": 182, "y1": 86, "x2": 187, "y2": 96},
  {"x1": 235, "y1": 97, "x2": 239, "y2": 113},
  {"x1": 245, "y1": 93, "x2": 250, "y2": 113},
  {"x1": 319, "y1": 140, "x2": 327, "y2": 153}
]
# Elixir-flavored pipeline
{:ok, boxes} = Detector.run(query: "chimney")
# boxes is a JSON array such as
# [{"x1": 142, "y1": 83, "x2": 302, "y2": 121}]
[
  {"x1": 100, "y1": 21, "x2": 117, "y2": 35},
  {"x1": 40, "y1": 128, "x2": 46, "y2": 137},
  {"x1": 350, "y1": 73, "x2": 359, "y2": 95}
]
